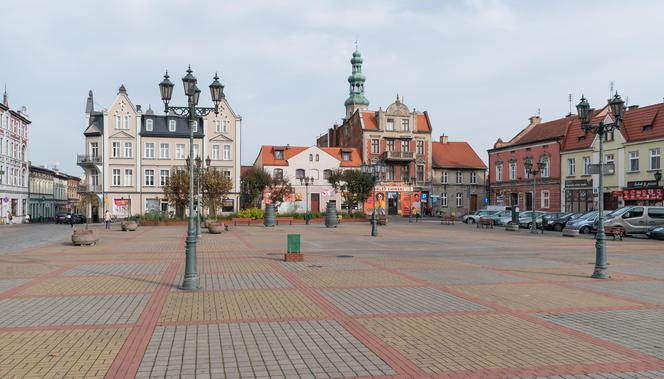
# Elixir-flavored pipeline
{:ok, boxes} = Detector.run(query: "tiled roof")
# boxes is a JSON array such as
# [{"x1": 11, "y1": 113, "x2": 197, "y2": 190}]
[
  {"x1": 621, "y1": 102, "x2": 664, "y2": 143},
  {"x1": 416, "y1": 113, "x2": 432, "y2": 132},
  {"x1": 257, "y1": 145, "x2": 308, "y2": 166},
  {"x1": 361, "y1": 111, "x2": 378, "y2": 130},
  {"x1": 432, "y1": 141, "x2": 486, "y2": 169},
  {"x1": 320, "y1": 147, "x2": 362, "y2": 167},
  {"x1": 561, "y1": 109, "x2": 607, "y2": 151}
]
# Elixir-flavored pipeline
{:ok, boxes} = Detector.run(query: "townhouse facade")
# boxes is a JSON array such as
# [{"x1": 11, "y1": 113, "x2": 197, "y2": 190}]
[
  {"x1": 316, "y1": 49, "x2": 433, "y2": 216},
  {"x1": 0, "y1": 89, "x2": 30, "y2": 223},
  {"x1": 254, "y1": 145, "x2": 361, "y2": 213},
  {"x1": 27, "y1": 165, "x2": 80, "y2": 221},
  {"x1": 431, "y1": 136, "x2": 487, "y2": 216},
  {"x1": 78, "y1": 85, "x2": 241, "y2": 220},
  {"x1": 561, "y1": 103, "x2": 664, "y2": 211},
  {"x1": 488, "y1": 115, "x2": 569, "y2": 212}
]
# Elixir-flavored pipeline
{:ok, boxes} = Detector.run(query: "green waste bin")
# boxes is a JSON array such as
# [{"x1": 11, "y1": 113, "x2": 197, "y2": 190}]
[{"x1": 287, "y1": 234, "x2": 301, "y2": 253}]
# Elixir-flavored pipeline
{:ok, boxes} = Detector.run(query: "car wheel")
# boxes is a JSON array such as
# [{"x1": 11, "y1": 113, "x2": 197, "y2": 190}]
[
  {"x1": 580, "y1": 226, "x2": 591, "y2": 234},
  {"x1": 468, "y1": 218, "x2": 475, "y2": 224},
  {"x1": 553, "y1": 223, "x2": 563, "y2": 232}
]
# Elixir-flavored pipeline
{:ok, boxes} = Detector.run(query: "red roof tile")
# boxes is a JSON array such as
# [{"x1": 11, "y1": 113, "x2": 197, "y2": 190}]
[
  {"x1": 361, "y1": 111, "x2": 378, "y2": 130},
  {"x1": 320, "y1": 147, "x2": 362, "y2": 167},
  {"x1": 256, "y1": 145, "x2": 308, "y2": 166},
  {"x1": 622, "y1": 102, "x2": 664, "y2": 143},
  {"x1": 432, "y1": 141, "x2": 486, "y2": 169},
  {"x1": 416, "y1": 113, "x2": 431, "y2": 132}
]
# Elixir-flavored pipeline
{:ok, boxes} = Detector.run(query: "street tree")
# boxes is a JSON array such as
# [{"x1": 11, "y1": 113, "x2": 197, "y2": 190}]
[
  {"x1": 201, "y1": 169, "x2": 233, "y2": 217},
  {"x1": 76, "y1": 190, "x2": 99, "y2": 229},
  {"x1": 267, "y1": 176, "x2": 294, "y2": 209},
  {"x1": 240, "y1": 167, "x2": 272, "y2": 209},
  {"x1": 327, "y1": 169, "x2": 375, "y2": 213},
  {"x1": 163, "y1": 168, "x2": 189, "y2": 218}
]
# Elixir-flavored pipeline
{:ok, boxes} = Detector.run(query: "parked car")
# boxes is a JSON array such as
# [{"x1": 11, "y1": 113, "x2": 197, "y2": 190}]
[
  {"x1": 646, "y1": 225, "x2": 664, "y2": 240},
  {"x1": 491, "y1": 210, "x2": 514, "y2": 226},
  {"x1": 563, "y1": 211, "x2": 610, "y2": 235},
  {"x1": 543, "y1": 212, "x2": 584, "y2": 231},
  {"x1": 55, "y1": 212, "x2": 70, "y2": 224},
  {"x1": 603, "y1": 206, "x2": 664, "y2": 236},
  {"x1": 517, "y1": 211, "x2": 548, "y2": 228},
  {"x1": 55, "y1": 212, "x2": 86, "y2": 224},
  {"x1": 71, "y1": 213, "x2": 87, "y2": 224},
  {"x1": 463, "y1": 210, "x2": 499, "y2": 224}
]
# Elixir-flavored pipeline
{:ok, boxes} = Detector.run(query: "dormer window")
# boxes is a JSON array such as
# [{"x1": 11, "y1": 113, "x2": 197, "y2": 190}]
[
  {"x1": 274, "y1": 150, "x2": 284, "y2": 160},
  {"x1": 146, "y1": 119, "x2": 153, "y2": 131},
  {"x1": 643, "y1": 125, "x2": 653, "y2": 131},
  {"x1": 169, "y1": 120, "x2": 176, "y2": 132},
  {"x1": 342, "y1": 152, "x2": 351, "y2": 161}
]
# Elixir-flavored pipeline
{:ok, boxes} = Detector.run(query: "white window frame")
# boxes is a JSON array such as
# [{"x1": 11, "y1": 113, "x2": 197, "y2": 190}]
[
  {"x1": 496, "y1": 163, "x2": 503, "y2": 182},
  {"x1": 169, "y1": 120, "x2": 176, "y2": 132},
  {"x1": 123, "y1": 116, "x2": 129, "y2": 129},
  {"x1": 567, "y1": 158, "x2": 575, "y2": 176},
  {"x1": 112, "y1": 142, "x2": 120, "y2": 158},
  {"x1": 416, "y1": 140, "x2": 424, "y2": 155},
  {"x1": 541, "y1": 157, "x2": 550, "y2": 178},
  {"x1": 386, "y1": 119, "x2": 395, "y2": 131},
  {"x1": 146, "y1": 119, "x2": 153, "y2": 131},
  {"x1": 212, "y1": 144, "x2": 220, "y2": 160},
  {"x1": 222, "y1": 119, "x2": 229, "y2": 133},
  {"x1": 541, "y1": 190, "x2": 550, "y2": 209},
  {"x1": 160, "y1": 169, "x2": 170, "y2": 186},
  {"x1": 115, "y1": 115, "x2": 121, "y2": 129},
  {"x1": 372, "y1": 139, "x2": 379, "y2": 154},
  {"x1": 193, "y1": 121, "x2": 198, "y2": 132},
  {"x1": 90, "y1": 142, "x2": 99, "y2": 157},
  {"x1": 214, "y1": 120, "x2": 221, "y2": 133},
  {"x1": 124, "y1": 169, "x2": 132, "y2": 186},
  {"x1": 160, "y1": 143, "x2": 170, "y2": 159},
  {"x1": 144, "y1": 169, "x2": 155, "y2": 186},
  {"x1": 144, "y1": 143, "x2": 155, "y2": 159},
  {"x1": 193, "y1": 144, "x2": 200, "y2": 159},
  {"x1": 401, "y1": 140, "x2": 409, "y2": 152},
  {"x1": 441, "y1": 193, "x2": 448, "y2": 207},
  {"x1": 650, "y1": 148, "x2": 661, "y2": 170},
  {"x1": 509, "y1": 162, "x2": 516, "y2": 181},
  {"x1": 470, "y1": 171, "x2": 477, "y2": 184},
  {"x1": 628, "y1": 151, "x2": 639, "y2": 172},
  {"x1": 456, "y1": 193, "x2": 463, "y2": 207},
  {"x1": 223, "y1": 145, "x2": 231, "y2": 161},
  {"x1": 124, "y1": 142, "x2": 132, "y2": 158},
  {"x1": 176, "y1": 144, "x2": 185, "y2": 160},
  {"x1": 112, "y1": 169, "x2": 121, "y2": 186},
  {"x1": 401, "y1": 119, "x2": 409, "y2": 131},
  {"x1": 456, "y1": 171, "x2": 463, "y2": 184},
  {"x1": 442, "y1": 170, "x2": 448, "y2": 184},
  {"x1": 583, "y1": 156, "x2": 590, "y2": 175}
]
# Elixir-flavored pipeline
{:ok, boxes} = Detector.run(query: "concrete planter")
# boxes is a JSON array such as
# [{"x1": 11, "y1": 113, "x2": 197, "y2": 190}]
[
  {"x1": 208, "y1": 223, "x2": 225, "y2": 234},
  {"x1": 121, "y1": 221, "x2": 139, "y2": 231},
  {"x1": 505, "y1": 223, "x2": 520, "y2": 232},
  {"x1": 72, "y1": 229, "x2": 98, "y2": 246},
  {"x1": 562, "y1": 228, "x2": 580, "y2": 237}
]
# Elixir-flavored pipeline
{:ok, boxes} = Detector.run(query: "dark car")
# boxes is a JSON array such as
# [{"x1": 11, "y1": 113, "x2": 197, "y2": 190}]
[
  {"x1": 55, "y1": 212, "x2": 70, "y2": 224},
  {"x1": 71, "y1": 213, "x2": 87, "y2": 224},
  {"x1": 646, "y1": 225, "x2": 664, "y2": 240},
  {"x1": 544, "y1": 212, "x2": 584, "y2": 231}
]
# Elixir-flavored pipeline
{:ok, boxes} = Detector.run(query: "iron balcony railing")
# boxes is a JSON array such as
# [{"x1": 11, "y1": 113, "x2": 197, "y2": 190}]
[
  {"x1": 77, "y1": 154, "x2": 102, "y2": 165},
  {"x1": 382, "y1": 151, "x2": 415, "y2": 161},
  {"x1": 78, "y1": 184, "x2": 102, "y2": 193}
]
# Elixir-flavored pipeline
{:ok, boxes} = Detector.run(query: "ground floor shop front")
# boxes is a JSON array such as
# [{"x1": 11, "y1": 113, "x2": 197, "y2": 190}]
[
  {"x1": 364, "y1": 184, "x2": 430, "y2": 216},
  {"x1": 1, "y1": 190, "x2": 28, "y2": 224},
  {"x1": 491, "y1": 181, "x2": 561, "y2": 212}
]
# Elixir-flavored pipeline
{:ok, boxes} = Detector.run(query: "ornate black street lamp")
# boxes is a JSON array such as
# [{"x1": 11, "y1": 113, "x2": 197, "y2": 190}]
[
  {"x1": 159, "y1": 67, "x2": 224, "y2": 290},
  {"x1": 361, "y1": 161, "x2": 386, "y2": 236},
  {"x1": 576, "y1": 93, "x2": 624, "y2": 279},
  {"x1": 524, "y1": 158, "x2": 545, "y2": 234},
  {"x1": 299, "y1": 176, "x2": 314, "y2": 224},
  {"x1": 655, "y1": 170, "x2": 662, "y2": 187}
]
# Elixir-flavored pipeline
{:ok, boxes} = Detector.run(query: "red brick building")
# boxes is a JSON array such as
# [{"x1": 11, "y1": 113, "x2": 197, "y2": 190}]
[{"x1": 488, "y1": 115, "x2": 571, "y2": 212}]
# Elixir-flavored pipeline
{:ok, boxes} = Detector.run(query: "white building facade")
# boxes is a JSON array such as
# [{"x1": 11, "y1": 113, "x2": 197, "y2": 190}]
[{"x1": 0, "y1": 90, "x2": 30, "y2": 224}]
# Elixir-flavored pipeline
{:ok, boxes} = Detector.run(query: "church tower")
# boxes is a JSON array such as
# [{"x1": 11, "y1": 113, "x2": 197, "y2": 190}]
[{"x1": 344, "y1": 48, "x2": 369, "y2": 118}]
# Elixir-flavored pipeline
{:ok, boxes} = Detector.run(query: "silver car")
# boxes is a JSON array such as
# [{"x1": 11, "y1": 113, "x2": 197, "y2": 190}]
[
  {"x1": 463, "y1": 210, "x2": 499, "y2": 224},
  {"x1": 603, "y1": 206, "x2": 664, "y2": 236},
  {"x1": 563, "y1": 211, "x2": 607, "y2": 235}
]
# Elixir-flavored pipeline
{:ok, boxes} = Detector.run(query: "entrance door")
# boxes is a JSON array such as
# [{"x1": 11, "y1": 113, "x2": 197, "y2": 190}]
[
  {"x1": 470, "y1": 194, "x2": 478, "y2": 212},
  {"x1": 310, "y1": 193, "x2": 320, "y2": 214},
  {"x1": 525, "y1": 192, "x2": 533, "y2": 211},
  {"x1": 387, "y1": 192, "x2": 399, "y2": 215},
  {"x1": 510, "y1": 193, "x2": 519, "y2": 208}
]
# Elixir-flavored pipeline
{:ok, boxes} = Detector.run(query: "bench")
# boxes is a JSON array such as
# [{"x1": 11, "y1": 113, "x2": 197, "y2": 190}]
[
  {"x1": 276, "y1": 217, "x2": 294, "y2": 225},
  {"x1": 477, "y1": 217, "x2": 494, "y2": 229},
  {"x1": 441, "y1": 216, "x2": 456, "y2": 225},
  {"x1": 231, "y1": 218, "x2": 252, "y2": 226},
  {"x1": 604, "y1": 226, "x2": 624, "y2": 240}
]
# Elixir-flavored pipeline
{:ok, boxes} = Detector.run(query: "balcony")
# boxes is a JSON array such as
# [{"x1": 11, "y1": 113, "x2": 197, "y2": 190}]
[
  {"x1": 77, "y1": 154, "x2": 102, "y2": 166},
  {"x1": 78, "y1": 184, "x2": 102, "y2": 193},
  {"x1": 382, "y1": 151, "x2": 415, "y2": 161}
]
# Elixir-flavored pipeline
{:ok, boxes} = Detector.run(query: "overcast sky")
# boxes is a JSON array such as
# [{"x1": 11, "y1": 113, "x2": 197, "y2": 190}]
[{"x1": 3, "y1": 0, "x2": 664, "y2": 175}]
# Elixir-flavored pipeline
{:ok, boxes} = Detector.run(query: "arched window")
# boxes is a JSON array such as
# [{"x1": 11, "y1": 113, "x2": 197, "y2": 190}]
[
  {"x1": 296, "y1": 169, "x2": 305, "y2": 179},
  {"x1": 540, "y1": 155, "x2": 550, "y2": 178},
  {"x1": 309, "y1": 154, "x2": 313, "y2": 162},
  {"x1": 315, "y1": 154, "x2": 319, "y2": 161}
]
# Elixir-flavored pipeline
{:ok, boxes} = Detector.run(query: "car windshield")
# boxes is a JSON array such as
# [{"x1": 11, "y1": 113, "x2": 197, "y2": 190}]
[
  {"x1": 495, "y1": 211, "x2": 511, "y2": 217},
  {"x1": 577, "y1": 211, "x2": 598, "y2": 221},
  {"x1": 606, "y1": 206, "x2": 632, "y2": 218}
]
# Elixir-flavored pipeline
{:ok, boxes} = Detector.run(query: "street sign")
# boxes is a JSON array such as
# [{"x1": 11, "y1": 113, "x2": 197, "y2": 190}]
[
  {"x1": 483, "y1": 197, "x2": 489, "y2": 204},
  {"x1": 588, "y1": 163, "x2": 615, "y2": 175}
]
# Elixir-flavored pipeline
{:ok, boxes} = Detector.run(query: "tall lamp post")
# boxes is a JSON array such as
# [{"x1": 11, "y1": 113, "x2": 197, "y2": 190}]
[
  {"x1": 299, "y1": 176, "x2": 314, "y2": 224},
  {"x1": 159, "y1": 67, "x2": 224, "y2": 290},
  {"x1": 576, "y1": 93, "x2": 624, "y2": 279},
  {"x1": 524, "y1": 158, "x2": 545, "y2": 233},
  {"x1": 408, "y1": 176, "x2": 416, "y2": 223},
  {"x1": 361, "y1": 161, "x2": 386, "y2": 236}
]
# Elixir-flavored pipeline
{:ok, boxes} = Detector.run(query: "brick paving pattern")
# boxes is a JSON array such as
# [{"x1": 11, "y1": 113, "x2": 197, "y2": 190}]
[
  {"x1": 137, "y1": 321, "x2": 394, "y2": 379},
  {"x1": 320, "y1": 287, "x2": 487, "y2": 315},
  {"x1": 1, "y1": 221, "x2": 663, "y2": 378}
]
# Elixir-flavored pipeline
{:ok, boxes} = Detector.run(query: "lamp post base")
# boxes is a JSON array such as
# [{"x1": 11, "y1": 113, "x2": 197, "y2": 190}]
[
  {"x1": 591, "y1": 269, "x2": 609, "y2": 279},
  {"x1": 180, "y1": 275, "x2": 200, "y2": 290},
  {"x1": 370, "y1": 213, "x2": 378, "y2": 237}
]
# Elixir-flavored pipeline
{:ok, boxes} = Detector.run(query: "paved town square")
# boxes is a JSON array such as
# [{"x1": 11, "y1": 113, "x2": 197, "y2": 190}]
[{"x1": 1, "y1": 221, "x2": 663, "y2": 379}]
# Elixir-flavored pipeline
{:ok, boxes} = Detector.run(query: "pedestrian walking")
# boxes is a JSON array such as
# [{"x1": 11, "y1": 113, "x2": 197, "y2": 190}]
[
  {"x1": 70, "y1": 213, "x2": 75, "y2": 228},
  {"x1": 6, "y1": 211, "x2": 13, "y2": 224},
  {"x1": 104, "y1": 210, "x2": 112, "y2": 230}
]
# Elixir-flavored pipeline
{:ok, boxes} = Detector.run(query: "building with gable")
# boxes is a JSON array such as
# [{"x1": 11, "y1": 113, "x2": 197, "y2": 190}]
[
  {"x1": 253, "y1": 145, "x2": 361, "y2": 213},
  {"x1": 77, "y1": 85, "x2": 241, "y2": 220},
  {"x1": 488, "y1": 115, "x2": 570, "y2": 212},
  {"x1": 316, "y1": 48, "x2": 434, "y2": 215}
]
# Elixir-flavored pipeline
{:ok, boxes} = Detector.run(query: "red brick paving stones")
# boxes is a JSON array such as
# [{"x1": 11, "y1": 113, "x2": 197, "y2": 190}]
[{"x1": 1, "y1": 222, "x2": 664, "y2": 378}]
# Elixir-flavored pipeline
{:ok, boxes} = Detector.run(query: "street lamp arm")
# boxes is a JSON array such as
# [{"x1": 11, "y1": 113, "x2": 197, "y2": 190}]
[{"x1": 166, "y1": 105, "x2": 219, "y2": 118}]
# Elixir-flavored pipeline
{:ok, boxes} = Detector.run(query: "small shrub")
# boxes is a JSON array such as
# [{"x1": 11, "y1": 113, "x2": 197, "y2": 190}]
[{"x1": 237, "y1": 207, "x2": 264, "y2": 219}]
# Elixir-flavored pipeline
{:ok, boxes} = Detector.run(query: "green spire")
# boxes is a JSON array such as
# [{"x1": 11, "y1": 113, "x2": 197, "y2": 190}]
[{"x1": 344, "y1": 48, "x2": 369, "y2": 107}]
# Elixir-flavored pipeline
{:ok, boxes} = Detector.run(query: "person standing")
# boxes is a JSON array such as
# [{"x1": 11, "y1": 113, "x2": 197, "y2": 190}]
[
  {"x1": 104, "y1": 210, "x2": 112, "y2": 230},
  {"x1": 6, "y1": 211, "x2": 13, "y2": 224}
]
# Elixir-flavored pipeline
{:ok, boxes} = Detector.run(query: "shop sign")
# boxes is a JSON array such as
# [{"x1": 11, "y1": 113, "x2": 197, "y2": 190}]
[
  {"x1": 374, "y1": 185, "x2": 413, "y2": 192},
  {"x1": 611, "y1": 191, "x2": 623, "y2": 197},
  {"x1": 622, "y1": 188, "x2": 663, "y2": 201},
  {"x1": 565, "y1": 179, "x2": 592, "y2": 188},
  {"x1": 626, "y1": 180, "x2": 659, "y2": 189}
]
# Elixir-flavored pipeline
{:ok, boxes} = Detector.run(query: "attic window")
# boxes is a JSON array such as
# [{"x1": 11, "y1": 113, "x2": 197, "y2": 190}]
[
  {"x1": 643, "y1": 125, "x2": 653, "y2": 131},
  {"x1": 169, "y1": 120, "x2": 176, "y2": 132},
  {"x1": 146, "y1": 119, "x2": 153, "y2": 131},
  {"x1": 578, "y1": 136, "x2": 586, "y2": 142},
  {"x1": 274, "y1": 150, "x2": 284, "y2": 160},
  {"x1": 342, "y1": 152, "x2": 351, "y2": 161}
]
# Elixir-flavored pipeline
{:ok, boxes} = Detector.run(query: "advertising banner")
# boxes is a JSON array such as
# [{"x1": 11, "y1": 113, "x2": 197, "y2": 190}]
[
  {"x1": 622, "y1": 188, "x2": 663, "y2": 201},
  {"x1": 364, "y1": 191, "x2": 386, "y2": 215},
  {"x1": 112, "y1": 199, "x2": 130, "y2": 218}
]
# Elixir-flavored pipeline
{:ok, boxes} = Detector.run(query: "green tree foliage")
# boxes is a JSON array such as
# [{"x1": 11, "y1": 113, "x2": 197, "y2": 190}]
[
  {"x1": 327, "y1": 170, "x2": 375, "y2": 213},
  {"x1": 240, "y1": 167, "x2": 272, "y2": 209},
  {"x1": 267, "y1": 176, "x2": 294, "y2": 209},
  {"x1": 201, "y1": 169, "x2": 233, "y2": 217},
  {"x1": 76, "y1": 190, "x2": 99, "y2": 228},
  {"x1": 163, "y1": 168, "x2": 189, "y2": 218}
]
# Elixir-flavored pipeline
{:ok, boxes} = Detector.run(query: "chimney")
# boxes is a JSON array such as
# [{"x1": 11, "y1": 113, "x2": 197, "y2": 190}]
[
  {"x1": 529, "y1": 115, "x2": 541, "y2": 125},
  {"x1": 439, "y1": 135, "x2": 448, "y2": 144}
]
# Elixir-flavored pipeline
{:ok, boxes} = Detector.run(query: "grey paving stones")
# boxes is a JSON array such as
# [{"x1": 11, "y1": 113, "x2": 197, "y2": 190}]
[
  {"x1": 406, "y1": 267, "x2": 527, "y2": 284},
  {"x1": 63, "y1": 263, "x2": 168, "y2": 276},
  {"x1": 280, "y1": 260, "x2": 372, "y2": 271},
  {"x1": 320, "y1": 287, "x2": 487, "y2": 315},
  {"x1": 576, "y1": 280, "x2": 664, "y2": 304},
  {"x1": 137, "y1": 320, "x2": 394, "y2": 379},
  {"x1": 0, "y1": 294, "x2": 148, "y2": 327},
  {"x1": 172, "y1": 272, "x2": 293, "y2": 291},
  {"x1": 0, "y1": 278, "x2": 29, "y2": 293},
  {"x1": 538, "y1": 309, "x2": 664, "y2": 359}
]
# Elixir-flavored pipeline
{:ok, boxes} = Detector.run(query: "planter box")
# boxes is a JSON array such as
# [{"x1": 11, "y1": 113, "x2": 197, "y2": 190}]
[
  {"x1": 284, "y1": 253, "x2": 304, "y2": 262},
  {"x1": 72, "y1": 230, "x2": 98, "y2": 246},
  {"x1": 121, "y1": 221, "x2": 139, "y2": 231},
  {"x1": 208, "y1": 223, "x2": 226, "y2": 234}
]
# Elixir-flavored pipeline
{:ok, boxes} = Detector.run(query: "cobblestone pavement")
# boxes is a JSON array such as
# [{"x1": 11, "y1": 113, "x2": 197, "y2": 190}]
[{"x1": 1, "y1": 220, "x2": 663, "y2": 378}]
